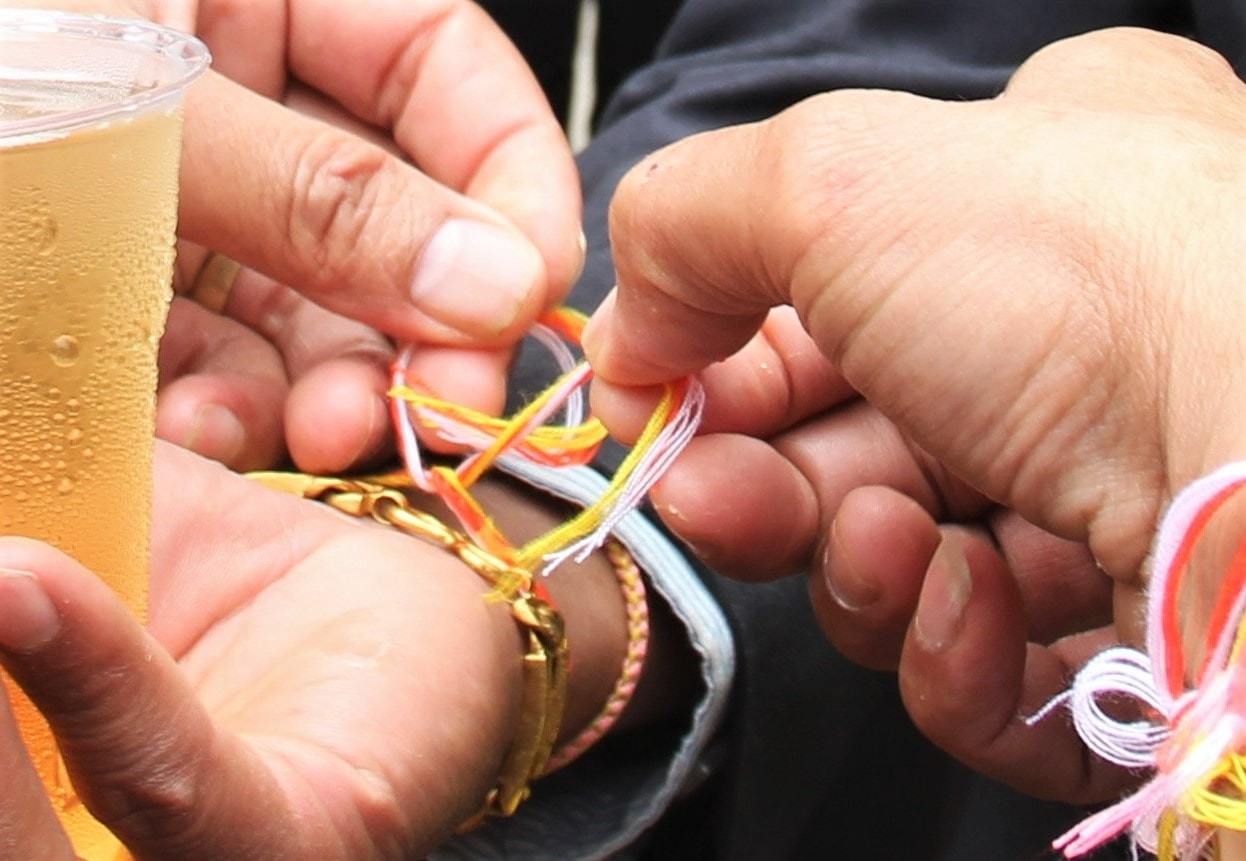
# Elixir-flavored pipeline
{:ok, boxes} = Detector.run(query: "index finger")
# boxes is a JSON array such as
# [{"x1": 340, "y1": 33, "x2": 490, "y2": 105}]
[
  {"x1": 179, "y1": 72, "x2": 551, "y2": 345},
  {"x1": 284, "y1": 0, "x2": 584, "y2": 302}
]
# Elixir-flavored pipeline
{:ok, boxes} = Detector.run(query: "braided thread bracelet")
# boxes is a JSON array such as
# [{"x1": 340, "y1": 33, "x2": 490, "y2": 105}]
[{"x1": 544, "y1": 540, "x2": 650, "y2": 773}]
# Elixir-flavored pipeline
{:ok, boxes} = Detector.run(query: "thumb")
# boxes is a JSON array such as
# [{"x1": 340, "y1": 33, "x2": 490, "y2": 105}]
[
  {"x1": 588, "y1": 88, "x2": 1080, "y2": 460},
  {"x1": 180, "y1": 73, "x2": 550, "y2": 346},
  {"x1": 586, "y1": 88, "x2": 973, "y2": 385},
  {"x1": 0, "y1": 538, "x2": 292, "y2": 858}
]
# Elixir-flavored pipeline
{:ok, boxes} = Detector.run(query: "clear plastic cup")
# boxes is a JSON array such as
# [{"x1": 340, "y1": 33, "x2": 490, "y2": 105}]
[{"x1": 0, "y1": 10, "x2": 209, "y2": 858}]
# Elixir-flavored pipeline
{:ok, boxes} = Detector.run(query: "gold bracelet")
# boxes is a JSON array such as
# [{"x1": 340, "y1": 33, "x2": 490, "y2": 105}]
[{"x1": 247, "y1": 471, "x2": 569, "y2": 826}]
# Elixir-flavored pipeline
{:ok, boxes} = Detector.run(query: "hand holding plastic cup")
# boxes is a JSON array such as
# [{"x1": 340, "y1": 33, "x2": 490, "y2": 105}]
[{"x1": 0, "y1": 10, "x2": 207, "y2": 857}]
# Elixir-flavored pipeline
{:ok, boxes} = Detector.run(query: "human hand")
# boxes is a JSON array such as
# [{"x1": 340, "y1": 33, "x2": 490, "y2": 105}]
[
  {"x1": 0, "y1": 441, "x2": 535, "y2": 857},
  {"x1": 10, "y1": 0, "x2": 584, "y2": 472},
  {"x1": 613, "y1": 306, "x2": 1125, "y2": 801},
  {"x1": 586, "y1": 27, "x2": 1246, "y2": 802},
  {"x1": 169, "y1": 0, "x2": 584, "y2": 473}
]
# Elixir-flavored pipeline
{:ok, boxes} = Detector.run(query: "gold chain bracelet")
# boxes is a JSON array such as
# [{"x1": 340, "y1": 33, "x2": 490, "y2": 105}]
[{"x1": 247, "y1": 471, "x2": 569, "y2": 826}]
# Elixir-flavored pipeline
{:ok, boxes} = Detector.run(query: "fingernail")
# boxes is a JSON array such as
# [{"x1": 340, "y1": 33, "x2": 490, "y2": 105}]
[
  {"x1": 824, "y1": 524, "x2": 879, "y2": 611},
  {"x1": 581, "y1": 288, "x2": 616, "y2": 360},
  {"x1": 183, "y1": 403, "x2": 246, "y2": 466},
  {"x1": 0, "y1": 568, "x2": 60, "y2": 652},
  {"x1": 411, "y1": 219, "x2": 543, "y2": 337},
  {"x1": 570, "y1": 229, "x2": 588, "y2": 283},
  {"x1": 914, "y1": 534, "x2": 972, "y2": 653}
]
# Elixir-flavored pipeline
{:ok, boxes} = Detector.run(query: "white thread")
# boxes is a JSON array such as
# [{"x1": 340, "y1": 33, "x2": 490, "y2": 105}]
[
  {"x1": 541, "y1": 378, "x2": 705, "y2": 572},
  {"x1": 1045, "y1": 461, "x2": 1246, "y2": 858},
  {"x1": 390, "y1": 319, "x2": 588, "y2": 490},
  {"x1": 1027, "y1": 647, "x2": 1168, "y2": 769}
]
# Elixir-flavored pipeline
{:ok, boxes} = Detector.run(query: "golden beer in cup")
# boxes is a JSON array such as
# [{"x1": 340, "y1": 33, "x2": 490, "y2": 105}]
[{"x1": 0, "y1": 11, "x2": 208, "y2": 857}]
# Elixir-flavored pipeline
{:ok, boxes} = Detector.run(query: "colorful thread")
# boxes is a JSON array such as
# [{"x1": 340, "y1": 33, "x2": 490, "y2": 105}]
[
  {"x1": 1030, "y1": 461, "x2": 1246, "y2": 859},
  {"x1": 375, "y1": 307, "x2": 689, "y2": 767},
  {"x1": 383, "y1": 307, "x2": 702, "y2": 593}
]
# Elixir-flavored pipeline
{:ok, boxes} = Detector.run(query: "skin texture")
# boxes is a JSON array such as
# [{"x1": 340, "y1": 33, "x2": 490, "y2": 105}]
[
  {"x1": 0, "y1": 443, "x2": 520, "y2": 858},
  {"x1": 0, "y1": 442, "x2": 651, "y2": 858},
  {"x1": 1, "y1": 5, "x2": 700, "y2": 857},
  {"x1": 8, "y1": 0, "x2": 584, "y2": 473},
  {"x1": 587, "y1": 25, "x2": 1246, "y2": 826}
]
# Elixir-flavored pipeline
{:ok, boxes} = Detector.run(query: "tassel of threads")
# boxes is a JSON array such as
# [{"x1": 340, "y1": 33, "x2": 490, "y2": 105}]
[{"x1": 1031, "y1": 461, "x2": 1246, "y2": 859}]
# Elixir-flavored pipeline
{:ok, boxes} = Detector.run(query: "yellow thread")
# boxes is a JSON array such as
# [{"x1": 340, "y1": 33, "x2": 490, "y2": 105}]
[
  {"x1": 460, "y1": 381, "x2": 586, "y2": 487},
  {"x1": 516, "y1": 383, "x2": 679, "y2": 568},
  {"x1": 390, "y1": 384, "x2": 607, "y2": 461},
  {"x1": 1157, "y1": 808, "x2": 1179, "y2": 861},
  {"x1": 387, "y1": 305, "x2": 691, "y2": 579},
  {"x1": 1184, "y1": 752, "x2": 1246, "y2": 831},
  {"x1": 1227, "y1": 612, "x2": 1246, "y2": 668},
  {"x1": 390, "y1": 377, "x2": 682, "y2": 573}
]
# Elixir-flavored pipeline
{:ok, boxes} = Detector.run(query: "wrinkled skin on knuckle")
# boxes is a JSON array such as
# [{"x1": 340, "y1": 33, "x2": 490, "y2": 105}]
[
  {"x1": 90, "y1": 749, "x2": 211, "y2": 849},
  {"x1": 767, "y1": 91, "x2": 955, "y2": 367},
  {"x1": 286, "y1": 131, "x2": 396, "y2": 284}
]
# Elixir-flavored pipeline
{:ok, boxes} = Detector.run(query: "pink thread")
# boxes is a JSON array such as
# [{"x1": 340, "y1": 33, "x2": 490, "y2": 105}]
[
  {"x1": 1031, "y1": 461, "x2": 1246, "y2": 858},
  {"x1": 543, "y1": 541, "x2": 650, "y2": 773}
]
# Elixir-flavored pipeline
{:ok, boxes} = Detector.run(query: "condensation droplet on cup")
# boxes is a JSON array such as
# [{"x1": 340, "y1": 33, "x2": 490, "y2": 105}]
[
  {"x1": 56, "y1": 478, "x2": 73, "y2": 494},
  {"x1": 49, "y1": 335, "x2": 79, "y2": 367},
  {"x1": 66, "y1": 428, "x2": 83, "y2": 444},
  {"x1": 46, "y1": 387, "x2": 61, "y2": 402},
  {"x1": 37, "y1": 215, "x2": 57, "y2": 257}
]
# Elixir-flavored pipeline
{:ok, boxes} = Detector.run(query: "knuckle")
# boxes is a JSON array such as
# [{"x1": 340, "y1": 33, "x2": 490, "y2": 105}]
[
  {"x1": 764, "y1": 92, "x2": 905, "y2": 243},
  {"x1": 1010, "y1": 28, "x2": 1235, "y2": 99},
  {"x1": 767, "y1": 90, "x2": 918, "y2": 219},
  {"x1": 286, "y1": 130, "x2": 394, "y2": 278},
  {"x1": 95, "y1": 755, "x2": 208, "y2": 847},
  {"x1": 761, "y1": 92, "x2": 921, "y2": 312}
]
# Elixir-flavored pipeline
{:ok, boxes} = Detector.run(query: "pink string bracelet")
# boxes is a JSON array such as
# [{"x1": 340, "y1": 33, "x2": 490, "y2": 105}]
[{"x1": 544, "y1": 540, "x2": 651, "y2": 773}]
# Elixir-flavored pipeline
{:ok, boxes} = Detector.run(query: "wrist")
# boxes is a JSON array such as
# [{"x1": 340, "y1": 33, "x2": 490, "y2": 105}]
[
  {"x1": 450, "y1": 478, "x2": 629, "y2": 745},
  {"x1": 464, "y1": 478, "x2": 700, "y2": 746}
]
